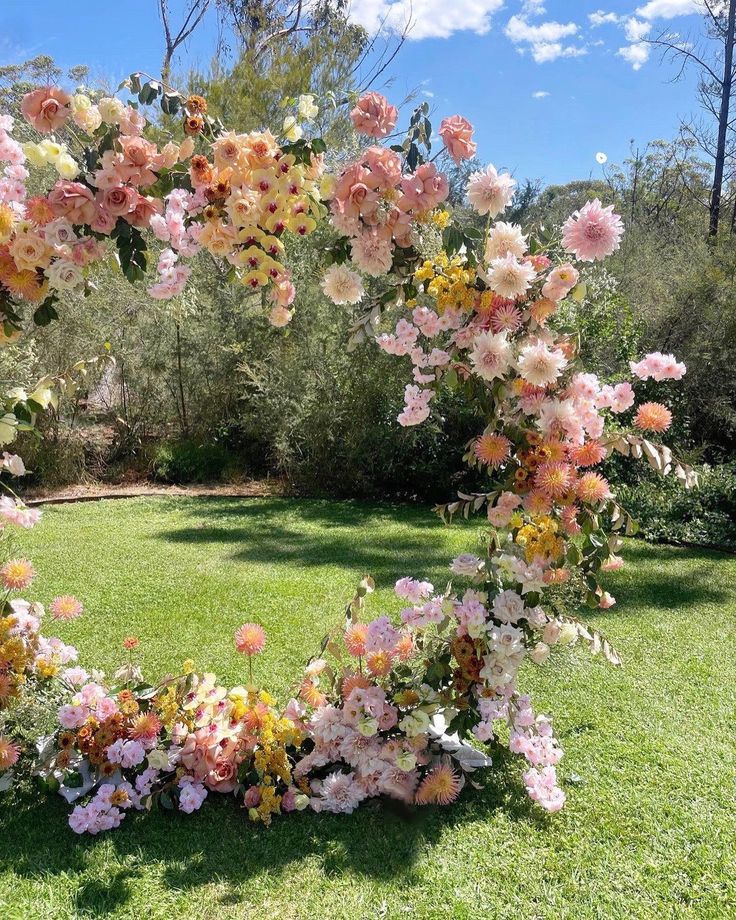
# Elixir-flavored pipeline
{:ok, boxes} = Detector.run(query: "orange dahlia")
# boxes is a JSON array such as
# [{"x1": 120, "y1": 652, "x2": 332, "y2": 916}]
[
  {"x1": 0, "y1": 735, "x2": 20, "y2": 770},
  {"x1": 569, "y1": 439, "x2": 607, "y2": 467},
  {"x1": 634, "y1": 402, "x2": 672, "y2": 433},
  {"x1": 534, "y1": 462, "x2": 576, "y2": 499},
  {"x1": 415, "y1": 763, "x2": 462, "y2": 806},
  {"x1": 474, "y1": 433, "x2": 511, "y2": 468},
  {"x1": 576, "y1": 472, "x2": 610, "y2": 504}
]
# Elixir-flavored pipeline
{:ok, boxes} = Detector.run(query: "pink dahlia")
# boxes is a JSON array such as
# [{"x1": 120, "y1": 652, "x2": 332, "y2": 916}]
[
  {"x1": 50, "y1": 595, "x2": 84, "y2": 621},
  {"x1": 474, "y1": 433, "x2": 511, "y2": 468},
  {"x1": 0, "y1": 558, "x2": 35, "y2": 591},
  {"x1": 562, "y1": 199, "x2": 623, "y2": 262},
  {"x1": 234, "y1": 622, "x2": 267, "y2": 656}
]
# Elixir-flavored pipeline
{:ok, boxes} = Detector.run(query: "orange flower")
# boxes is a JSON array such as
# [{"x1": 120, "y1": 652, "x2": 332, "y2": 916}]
[
  {"x1": 185, "y1": 94, "x2": 208, "y2": 115},
  {"x1": 415, "y1": 763, "x2": 462, "y2": 805},
  {"x1": 234, "y1": 623, "x2": 266, "y2": 656},
  {"x1": 474, "y1": 433, "x2": 511, "y2": 468},
  {"x1": 576, "y1": 472, "x2": 610, "y2": 504},
  {"x1": 184, "y1": 113, "x2": 205, "y2": 136},
  {"x1": 122, "y1": 636, "x2": 140, "y2": 651},
  {"x1": 634, "y1": 402, "x2": 672, "y2": 433},
  {"x1": 0, "y1": 735, "x2": 21, "y2": 770}
]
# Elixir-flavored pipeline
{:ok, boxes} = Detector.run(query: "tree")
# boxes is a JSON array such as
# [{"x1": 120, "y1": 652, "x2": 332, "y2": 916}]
[{"x1": 647, "y1": 0, "x2": 736, "y2": 236}]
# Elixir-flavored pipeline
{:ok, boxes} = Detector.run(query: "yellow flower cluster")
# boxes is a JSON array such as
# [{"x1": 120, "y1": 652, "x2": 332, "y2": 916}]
[
  {"x1": 515, "y1": 516, "x2": 565, "y2": 564},
  {"x1": 413, "y1": 252, "x2": 477, "y2": 312}
]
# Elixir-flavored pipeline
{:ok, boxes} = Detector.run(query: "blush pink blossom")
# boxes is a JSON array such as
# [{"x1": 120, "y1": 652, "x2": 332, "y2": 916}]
[
  {"x1": 562, "y1": 199, "x2": 624, "y2": 261},
  {"x1": 350, "y1": 92, "x2": 398, "y2": 139},
  {"x1": 439, "y1": 115, "x2": 477, "y2": 163}
]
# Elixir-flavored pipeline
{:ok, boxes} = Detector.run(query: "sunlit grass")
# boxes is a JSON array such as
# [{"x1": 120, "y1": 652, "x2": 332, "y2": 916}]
[{"x1": 1, "y1": 496, "x2": 734, "y2": 920}]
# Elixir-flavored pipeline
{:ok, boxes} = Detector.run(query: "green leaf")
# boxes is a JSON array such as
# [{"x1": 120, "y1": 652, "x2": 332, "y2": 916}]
[{"x1": 33, "y1": 300, "x2": 59, "y2": 327}]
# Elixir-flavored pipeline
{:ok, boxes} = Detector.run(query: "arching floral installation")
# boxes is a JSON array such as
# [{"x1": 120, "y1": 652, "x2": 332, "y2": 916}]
[{"x1": 0, "y1": 79, "x2": 695, "y2": 832}]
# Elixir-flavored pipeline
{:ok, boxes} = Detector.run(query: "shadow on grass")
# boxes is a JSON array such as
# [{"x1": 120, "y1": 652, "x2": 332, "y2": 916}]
[
  {"x1": 605, "y1": 541, "x2": 736, "y2": 613},
  {"x1": 1, "y1": 752, "x2": 542, "y2": 917},
  {"x1": 155, "y1": 497, "x2": 477, "y2": 580}
]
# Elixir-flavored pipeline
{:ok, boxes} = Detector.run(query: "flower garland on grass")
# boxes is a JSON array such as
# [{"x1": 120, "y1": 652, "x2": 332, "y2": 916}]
[{"x1": 0, "y1": 83, "x2": 696, "y2": 831}]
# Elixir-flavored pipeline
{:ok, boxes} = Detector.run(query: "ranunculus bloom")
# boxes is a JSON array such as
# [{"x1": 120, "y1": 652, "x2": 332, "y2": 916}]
[
  {"x1": 350, "y1": 92, "x2": 398, "y2": 139},
  {"x1": 439, "y1": 115, "x2": 477, "y2": 164},
  {"x1": 21, "y1": 86, "x2": 72, "y2": 133}
]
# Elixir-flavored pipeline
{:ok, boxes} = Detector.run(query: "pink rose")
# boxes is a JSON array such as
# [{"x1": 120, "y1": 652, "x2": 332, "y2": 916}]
[
  {"x1": 90, "y1": 206, "x2": 117, "y2": 235},
  {"x1": 126, "y1": 194, "x2": 164, "y2": 228},
  {"x1": 243, "y1": 786, "x2": 261, "y2": 808},
  {"x1": 98, "y1": 185, "x2": 137, "y2": 217},
  {"x1": 206, "y1": 756, "x2": 238, "y2": 793},
  {"x1": 400, "y1": 162, "x2": 449, "y2": 211},
  {"x1": 350, "y1": 92, "x2": 398, "y2": 139},
  {"x1": 21, "y1": 86, "x2": 72, "y2": 133},
  {"x1": 47, "y1": 181, "x2": 97, "y2": 226},
  {"x1": 363, "y1": 146, "x2": 402, "y2": 188},
  {"x1": 439, "y1": 115, "x2": 477, "y2": 164}
]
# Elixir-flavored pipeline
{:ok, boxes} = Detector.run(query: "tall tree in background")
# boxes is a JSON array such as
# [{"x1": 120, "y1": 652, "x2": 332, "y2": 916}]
[{"x1": 649, "y1": 0, "x2": 736, "y2": 236}]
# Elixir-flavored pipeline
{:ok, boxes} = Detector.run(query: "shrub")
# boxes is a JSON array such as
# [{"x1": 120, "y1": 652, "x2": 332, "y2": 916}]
[{"x1": 150, "y1": 439, "x2": 240, "y2": 484}]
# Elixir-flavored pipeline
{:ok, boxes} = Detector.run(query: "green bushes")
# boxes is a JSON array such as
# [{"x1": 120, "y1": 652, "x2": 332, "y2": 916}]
[
  {"x1": 614, "y1": 463, "x2": 736, "y2": 550},
  {"x1": 151, "y1": 439, "x2": 241, "y2": 484}
]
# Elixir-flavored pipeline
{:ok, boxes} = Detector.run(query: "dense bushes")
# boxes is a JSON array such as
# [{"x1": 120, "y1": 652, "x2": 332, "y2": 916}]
[{"x1": 615, "y1": 463, "x2": 736, "y2": 550}]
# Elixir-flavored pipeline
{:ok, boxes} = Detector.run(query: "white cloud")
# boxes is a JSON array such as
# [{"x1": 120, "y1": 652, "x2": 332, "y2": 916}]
[
  {"x1": 505, "y1": 14, "x2": 578, "y2": 43},
  {"x1": 625, "y1": 16, "x2": 652, "y2": 40},
  {"x1": 589, "y1": 10, "x2": 620, "y2": 26},
  {"x1": 521, "y1": 0, "x2": 547, "y2": 15},
  {"x1": 532, "y1": 90, "x2": 550, "y2": 98},
  {"x1": 635, "y1": 0, "x2": 703, "y2": 20},
  {"x1": 505, "y1": 13, "x2": 586, "y2": 62},
  {"x1": 531, "y1": 42, "x2": 587, "y2": 63},
  {"x1": 347, "y1": 0, "x2": 505, "y2": 39},
  {"x1": 618, "y1": 42, "x2": 651, "y2": 68}
]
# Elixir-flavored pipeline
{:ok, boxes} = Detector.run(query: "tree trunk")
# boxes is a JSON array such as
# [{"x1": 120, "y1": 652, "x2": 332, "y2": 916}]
[{"x1": 709, "y1": 0, "x2": 736, "y2": 237}]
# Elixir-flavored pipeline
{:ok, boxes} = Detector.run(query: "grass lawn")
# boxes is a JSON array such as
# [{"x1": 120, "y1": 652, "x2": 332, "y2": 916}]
[{"x1": 1, "y1": 496, "x2": 735, "y2": 920}]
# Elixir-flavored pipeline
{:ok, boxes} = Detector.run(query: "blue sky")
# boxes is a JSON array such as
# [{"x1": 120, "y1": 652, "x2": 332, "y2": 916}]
[{"x1": 0, "y1": 0, "x2": 707, "y2": 185}]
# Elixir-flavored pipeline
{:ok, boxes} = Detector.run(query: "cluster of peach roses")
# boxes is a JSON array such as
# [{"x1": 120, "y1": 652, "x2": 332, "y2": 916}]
[{"x1": 0, "y1": 80, "x2": 326, "y2": 336}]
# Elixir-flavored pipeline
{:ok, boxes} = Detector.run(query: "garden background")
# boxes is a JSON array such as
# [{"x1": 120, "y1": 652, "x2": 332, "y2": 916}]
[{"x1": 0, "y1": 1, "x2": 735, "y2": 918}]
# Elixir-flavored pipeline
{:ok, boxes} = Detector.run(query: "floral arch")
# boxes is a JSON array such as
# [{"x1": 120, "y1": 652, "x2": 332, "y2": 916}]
[{"x1": 0, "y1": 74, "x2": 695, "y2": 830}]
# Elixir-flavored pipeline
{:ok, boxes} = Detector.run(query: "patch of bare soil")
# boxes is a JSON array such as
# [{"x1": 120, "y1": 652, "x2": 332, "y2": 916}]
[{"x1": 22, "y1": 479, "x2": 288, "y2": 506}]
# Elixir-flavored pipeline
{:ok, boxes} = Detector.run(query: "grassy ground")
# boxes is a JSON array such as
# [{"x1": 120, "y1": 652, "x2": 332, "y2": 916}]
[{"x1": 1, "y1": 496, "x2": 735, "y2": 920}]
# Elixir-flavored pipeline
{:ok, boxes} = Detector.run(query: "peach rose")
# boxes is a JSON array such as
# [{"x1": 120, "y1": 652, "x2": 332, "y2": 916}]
[
  {"x1": 439, "y1": 115, "x2": 477, "y2": 164},
  {"x1": 21, "y1": 86, "x2": 72, "y2": 133},
  {"x1": 47, "y1": 181, "x2": 97, "y2": 226},
  {"x1": 126, "y1": 194, "x2": 164, "y2": 229},
  {"x1": 98, "y1": 185, "x2": 137, "y2": 217},
  {"x1": 350, "y1": 92, "x2": 398, "y2": 139}
]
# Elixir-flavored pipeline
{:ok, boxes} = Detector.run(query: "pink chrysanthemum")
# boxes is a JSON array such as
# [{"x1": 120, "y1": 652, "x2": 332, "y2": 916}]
[
  {"x1": 474, "y1": 433, "x2": 511, "y2": 468},
  {"x1": 523, "y1": 490, "x2": 553, "y2": 516},
  {"x1": 576, "y1": 472, "x2": 611, "y2": 504},
  {"x1": 560, "y1": 504, "x2": 582, "y2": 535},
  {"x1": 129, "y1": 712, "x2": 162, "y2": 741},
  {"x1": 634, "y1": 402, "x2": 672, "y2": 433},
  {"x1": 0, "y1": 558, "x2": 35, "y2": 591},
  {"x1": 489, "y1": 301, "x2": 523, "y2": 334},
  {"x1": 50, "y1": 595, "x2": 84, "y2": 621},
  {"x1": 562, "y1": 199, "x2": 624, "y2": 262},
  {"x1": 415, "y1": 763, "x2": 462, "y2": 806},
  {"x1": 534, "y1": 462, "x2": 576, "y2": 500},
  {"x1": 234, "y1": 623, "x2": 266, "y2": 656},
  {"x1": 344, "y1": 622, "x2": 368, "y2": 657},
  {"x1": 568, "y1": 440, "x2": 607, "y2": 468},
  {"x1": 0, "y1": 735, "x2": 21, "y2": 770}
]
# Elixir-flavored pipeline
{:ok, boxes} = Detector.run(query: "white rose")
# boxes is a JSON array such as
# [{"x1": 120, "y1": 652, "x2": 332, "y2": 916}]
[
  {"x1": 282, "y1": 116, "x2": 303, "y2": 143},
  {"x1": 558, "y1": 623, "x2": 578, "y2": 646},
  {"x1": 39, "y1": 139, "x2": 65, "y2": 163},
  {"x1": 529, "y1": 642, "x2": 550, "y2": 665},
  {"x1": 22, "y1": 143, "x2": 47, "y2": 168},
  {"x1": 297, "y1": 94, "x2": 319, "y2": 120},
  {"x1": 147, "y1": 749, "x2": 169, "y2": 771},
  {"x1": 56, "y1": 154, "x2": 79, "y2": 180},
  {"x1": 46, "y1": 259, "x2": 84, "y2": 292},
  {"x1": 98, "y1": 96, "x2": 125, "y2": 124}
]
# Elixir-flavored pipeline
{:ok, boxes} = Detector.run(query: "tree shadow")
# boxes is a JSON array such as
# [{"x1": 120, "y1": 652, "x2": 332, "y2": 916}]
[
  {"x1": 604, "y1": 541, "x2": 736, "y2": 612},
  {"x1": 155, "y1": 497, "x2": 477, "y2": 582},
  {"x1": 1, "y1": 751, "x2": 545, "y2": 917}
]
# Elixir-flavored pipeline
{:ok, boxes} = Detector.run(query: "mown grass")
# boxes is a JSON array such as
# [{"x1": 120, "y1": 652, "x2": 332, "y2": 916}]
[{"x1": 1, "y1": 496, "x2": 735, "y2": 920}]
